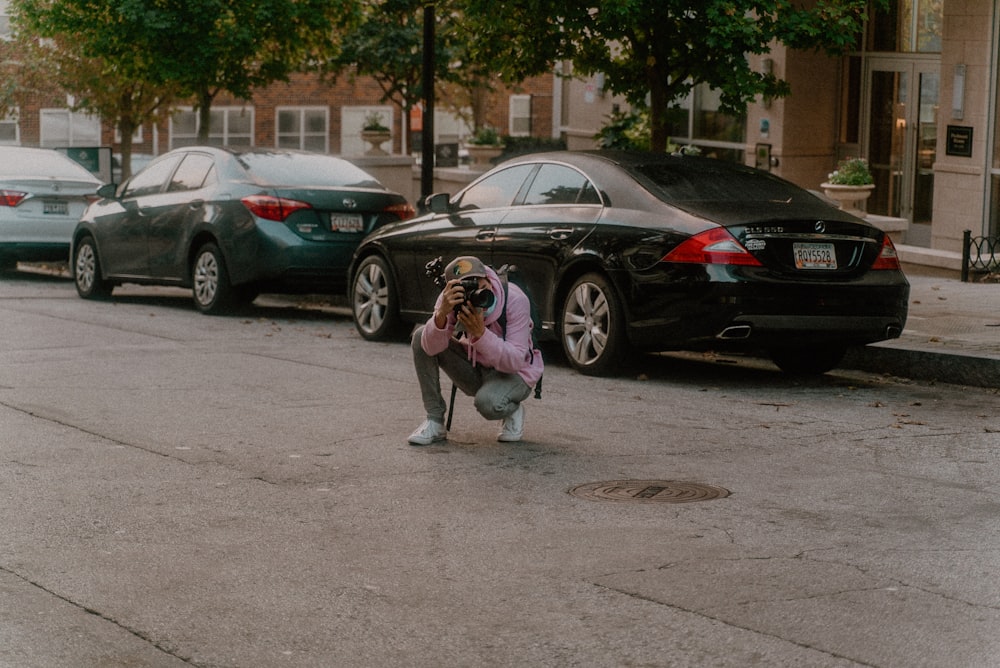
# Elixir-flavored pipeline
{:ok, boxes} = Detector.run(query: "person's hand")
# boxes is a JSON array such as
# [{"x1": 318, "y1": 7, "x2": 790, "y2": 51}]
[
  {"x1": 434, "y1": 279, "x2": 466, "y2": 328},
  {"x1": 456, "y1": 302, "x2": 486, "y2": 339}
]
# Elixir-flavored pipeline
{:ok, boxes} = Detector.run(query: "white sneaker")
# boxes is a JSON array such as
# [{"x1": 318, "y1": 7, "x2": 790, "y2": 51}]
[
  {"x1": 408, "y1": 419, "x2": 447, "y2": 446},
  {"x1": 497, "y1": 404, "x2": 525, "y2": 442}
]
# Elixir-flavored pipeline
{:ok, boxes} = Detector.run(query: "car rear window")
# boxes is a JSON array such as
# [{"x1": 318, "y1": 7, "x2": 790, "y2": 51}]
[
  {"x1": 0, "y1": 149, "x2": 101, "y2": 182},
  {"x1": 633, "y1": 161, "x2": 815, "y2": 205},
  {"x1": 237, "y1": 152, "x2": 383, "y2": 189}
]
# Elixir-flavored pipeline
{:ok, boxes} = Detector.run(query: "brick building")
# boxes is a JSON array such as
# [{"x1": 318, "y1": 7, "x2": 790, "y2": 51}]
[
  {"x1": 558, "y1": 0, "x2": 998, "y2": 271},
  {"x1": 0, "y1": 0, "x2": 555, "y2": 183}
]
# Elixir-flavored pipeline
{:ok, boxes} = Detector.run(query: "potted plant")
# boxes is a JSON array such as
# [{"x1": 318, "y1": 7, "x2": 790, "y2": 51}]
[
  {"x1": 361, "y1": 111, "x2": 392, "y2": 155},
  {"x1": 465, "y1": 125, "x2": 504, "y2": 170},
  {"x1": 821, "y1": 157, "x2": 875, "y2": 216}
]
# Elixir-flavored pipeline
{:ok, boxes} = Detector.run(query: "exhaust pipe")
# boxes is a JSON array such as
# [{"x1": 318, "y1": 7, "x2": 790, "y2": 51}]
[
  {"x1": 717, "y1": 325, "x2": 752, "y2": 340},
  {"x1": 885, "y1": 324, "x2": 902, "y2": 339}
]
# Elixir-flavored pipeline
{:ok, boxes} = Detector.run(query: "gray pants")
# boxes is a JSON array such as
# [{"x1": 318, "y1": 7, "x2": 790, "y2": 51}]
[{"x1": 412, "y1": 325, "x2": 531, "y2": 423}]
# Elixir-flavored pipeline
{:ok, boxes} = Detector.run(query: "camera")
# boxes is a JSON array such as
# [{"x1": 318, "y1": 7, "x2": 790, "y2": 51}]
[
  {"x1": 425, "y1": 256, "x2": 495, "y2": 312},
  {"x1": 458, "y1": 276, "x2": 496, "y2": 310}
]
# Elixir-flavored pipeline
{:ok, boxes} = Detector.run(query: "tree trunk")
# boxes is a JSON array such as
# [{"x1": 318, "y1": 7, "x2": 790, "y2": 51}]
[
  {"x1": 118, "y1": 117, "x2": 136, "y2": 181},
  {"x1": 197, "y1": 89, "x2": 215, "y2": 144},
  {"x1": 648, "y1": 65, "x2": 672, "y2": 153}
]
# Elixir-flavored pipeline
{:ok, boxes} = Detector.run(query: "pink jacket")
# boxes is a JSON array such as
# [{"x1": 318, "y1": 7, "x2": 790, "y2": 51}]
[{"x1": 420, "y1": 266, "x2": 544, "y2": 389}]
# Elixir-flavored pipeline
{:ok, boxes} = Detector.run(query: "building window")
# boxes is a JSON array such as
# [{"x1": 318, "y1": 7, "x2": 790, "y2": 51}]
[
  {"x1": 277, "y1": 107, "x2": 328, "y2": 152},
  {"x1": 509, "y1": 95, "x2": 531, "y2": 136},
  {"x1": 0, "y1": 108, "x2": 18, "y2": 145},
  {"x1": 867, "y1": 0, "x2": 943, "y2": 54},
  {"x1": 170, "y1": 106, "x2": 254, "y2": 149},
  {"x1": 0, "y1": 0, "x2": 11, "y2": 41},
  {"x1": 40, "y1": 109, "x2": 100, "y2": 147},
  {"x1": 665, "y1": 83, "x2": 746, "y2": 162}
]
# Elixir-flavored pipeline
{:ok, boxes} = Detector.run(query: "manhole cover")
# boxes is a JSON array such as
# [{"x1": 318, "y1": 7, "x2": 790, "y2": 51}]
[{"x1": 568, "y1": 480, "x2": 730, "y2": 503}]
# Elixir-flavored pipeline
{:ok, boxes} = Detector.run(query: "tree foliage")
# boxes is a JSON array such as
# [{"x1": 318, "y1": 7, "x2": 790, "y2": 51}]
[
  {"x1": 11, "y1": 0, "x2": 182, "y2": 178},
  {"x1": 460, "y1": 0, "x2": 880, "y2": 151},
  {"x1": 12, "y1": 0, "x2": 359, "y2": 156},
  {"x1": 327, "y1": 0, "x2": 493, "y2": 140}
]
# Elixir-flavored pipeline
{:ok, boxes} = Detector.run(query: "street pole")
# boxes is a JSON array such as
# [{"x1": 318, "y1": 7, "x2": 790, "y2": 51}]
[{"x1": 421, "y1": 3, "x2": 435, "y2": 202}]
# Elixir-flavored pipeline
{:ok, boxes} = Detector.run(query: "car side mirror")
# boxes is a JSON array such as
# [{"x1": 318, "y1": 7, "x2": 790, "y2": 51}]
[
  {"x1": 97, "y1": 183, "x2": 119, "y2": 200},
  {"x1": 425, "y1": 192, "x2": 452, "y2": 214}
]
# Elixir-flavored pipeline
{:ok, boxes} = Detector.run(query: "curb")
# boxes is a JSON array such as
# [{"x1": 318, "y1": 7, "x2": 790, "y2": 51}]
[{"x1": 842, "y1": 343, "x2": 1000, "y2": 388}]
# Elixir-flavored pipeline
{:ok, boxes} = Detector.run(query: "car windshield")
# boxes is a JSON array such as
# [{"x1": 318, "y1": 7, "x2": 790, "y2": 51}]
[{"x1": 237, "y1": 152, "x2": 382, "y2": 189}]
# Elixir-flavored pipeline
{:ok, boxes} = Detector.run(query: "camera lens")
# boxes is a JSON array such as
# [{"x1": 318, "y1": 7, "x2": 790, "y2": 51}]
[{"x1": 469, "y1": 288, "x2": 495, "y2": 310}]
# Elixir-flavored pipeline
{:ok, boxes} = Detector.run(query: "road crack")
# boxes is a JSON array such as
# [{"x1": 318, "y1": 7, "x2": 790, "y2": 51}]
[{"x1": 0, "y1": 564, "x2": 198, "y2": 666}]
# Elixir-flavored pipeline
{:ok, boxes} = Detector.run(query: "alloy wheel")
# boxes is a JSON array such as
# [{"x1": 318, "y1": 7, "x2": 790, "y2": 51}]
[
  {"x1": 194, "y1": 249, "x2": 220, "y2": 307},
  {"x1": 561, "y1": 272, "x2": 626, "y2": 376},
  {"x1": 75, "y1": 243, "x2": 97, "y2": 293},
  {"x1": 354, "y1": 261, "x2": 389, "y2": 336},
  {"x1": 563, "y1": 281, "x2": 610, "y2": 367}
]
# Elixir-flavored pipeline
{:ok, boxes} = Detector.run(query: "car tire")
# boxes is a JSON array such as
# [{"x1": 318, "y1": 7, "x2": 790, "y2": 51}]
[
  {"x1": 770, "y1": 346, "x2": 846, "y2": 375},
  {"x1": 352, "y1": 254, "x2": 405, "y2": 341},
  {"x1": 73, "y1": 236, "x2": 113, "y2": 300},
  {"x1": 192, "y1": 242, "x2": 234, "y2": 314},
  {"x1": 561, "y1": 272, "x2": 627, "y2": 376}
]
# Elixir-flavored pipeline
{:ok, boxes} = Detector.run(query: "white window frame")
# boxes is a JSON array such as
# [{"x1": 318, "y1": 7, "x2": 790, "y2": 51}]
[
  {"x1": 0, "y1": 107, "x2": 19, "y2": 145},
  {"x1": 276, "y1": 106, "x2": 329, "y2": 152},
  {"x1": 39, "y1": 108, "x2": 101, "y2": 147},
  {"x1": 169, "y1": 106, "x2": 254, "y2": 149},
  {"x1": 509, "y1": 94, "x2": 532, "y2": 137},
  {"x1": 0, "y1": 0, "x2": 11, "y2": 41}
]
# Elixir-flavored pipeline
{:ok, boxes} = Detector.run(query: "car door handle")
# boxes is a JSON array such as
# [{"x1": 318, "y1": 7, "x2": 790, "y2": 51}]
[
  {"x1": 138, "y1": 206, "x2": 153, "y2": 216},
  {"x1": 188, "y1": 199, "x2": 204, "y2": 210},
  {"x1": 476, "y1": 230, "x2": 495, "y2": 241},
  {"x1": 549, "y1": 227, "x2": 575, "y2": 240}
]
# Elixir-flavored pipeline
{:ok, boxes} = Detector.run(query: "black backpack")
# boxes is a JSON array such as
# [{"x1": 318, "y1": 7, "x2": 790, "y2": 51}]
[{"x1": 496, "y1": 264, "x2": 542, "y2": 400}]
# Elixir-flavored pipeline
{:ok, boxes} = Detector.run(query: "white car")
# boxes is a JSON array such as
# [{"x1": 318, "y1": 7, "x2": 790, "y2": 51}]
[{"x1": 0, "y1": 146, "x2": 103, "y2": 270}]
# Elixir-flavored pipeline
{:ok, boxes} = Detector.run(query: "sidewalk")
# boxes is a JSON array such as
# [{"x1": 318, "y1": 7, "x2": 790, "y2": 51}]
[{"x1": 842, "y1": 265, "x2": 1000, "y2": 388}]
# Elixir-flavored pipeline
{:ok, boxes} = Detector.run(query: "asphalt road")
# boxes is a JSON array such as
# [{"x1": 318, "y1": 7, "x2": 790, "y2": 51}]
[{"x1": 2, "y1": 270, "x2": 999, "y2": 667}]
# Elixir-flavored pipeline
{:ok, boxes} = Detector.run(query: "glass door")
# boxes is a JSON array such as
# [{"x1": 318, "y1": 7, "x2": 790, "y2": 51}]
[{"x1": 864, "y1": 58, "x2": 939, "y2": 232}]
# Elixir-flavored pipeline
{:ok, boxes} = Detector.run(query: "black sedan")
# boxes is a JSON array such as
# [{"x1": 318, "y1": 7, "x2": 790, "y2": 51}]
[
  {"x1": 348, "y1": 150, "x2": 909, "y2": 376},
  {"x1": 72, "y1": 147, "x2": 414, "y2": 313}
]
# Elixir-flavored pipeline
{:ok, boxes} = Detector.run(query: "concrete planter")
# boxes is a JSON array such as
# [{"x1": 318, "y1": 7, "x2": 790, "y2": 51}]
[
  {"x1": 465, "y1": 144, "x2": 504, "y2": 171},
  {"x1": 820, "y1": 182, "x2": 875, "y2": 217},
  {"x1": 361, "y1": 130, "x2": 392, "y2": 155}
]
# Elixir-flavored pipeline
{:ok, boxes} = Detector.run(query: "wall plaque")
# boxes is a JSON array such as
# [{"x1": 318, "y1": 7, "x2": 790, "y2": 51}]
[{"x1": 946, "y1": 125, "x2": 973, "y2": 157}]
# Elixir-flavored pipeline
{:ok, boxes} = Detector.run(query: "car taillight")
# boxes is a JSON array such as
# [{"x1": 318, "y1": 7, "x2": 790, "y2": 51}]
[
  {"x1": 384, "y1": 202, "x2": 415, "y2": 221},
  {"x1": 241, "y1": 195, "x2": 312, "y2": 222},
  {"x1": 870, "y1": 234, "x2": 901, "y2": 270},
  {"x1": 663, "y1": 227, "x2": 763, "y2": 266},
  {"x1": 0, "y1": 190, "x2": 28, "y2": 207}
]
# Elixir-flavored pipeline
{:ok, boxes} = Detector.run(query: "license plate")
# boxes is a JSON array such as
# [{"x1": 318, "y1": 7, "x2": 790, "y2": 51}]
[
  {"x1": 793, "y1": 242, "x2": 837, "y2": 269},
  {"x1": 330, "y1": 213, "x2": 363, "y2": 232},
  {"x1": 43, "y1": 200, "x2": 69, "y2": 215}
]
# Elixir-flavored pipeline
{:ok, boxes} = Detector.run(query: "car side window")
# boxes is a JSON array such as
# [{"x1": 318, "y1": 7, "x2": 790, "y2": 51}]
[
  {"x1": 168, "y1": 153, "x2": 216, "y2": 192},
  {"x1": 455, "y1": 164, "x2": 535, "y2": 211},
  {"x1": 522, "y1": 164, "x2": 602, "y2": 206},
  {"x1": 122, "y1": 155, "x2": 183, "y2": 199}
]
